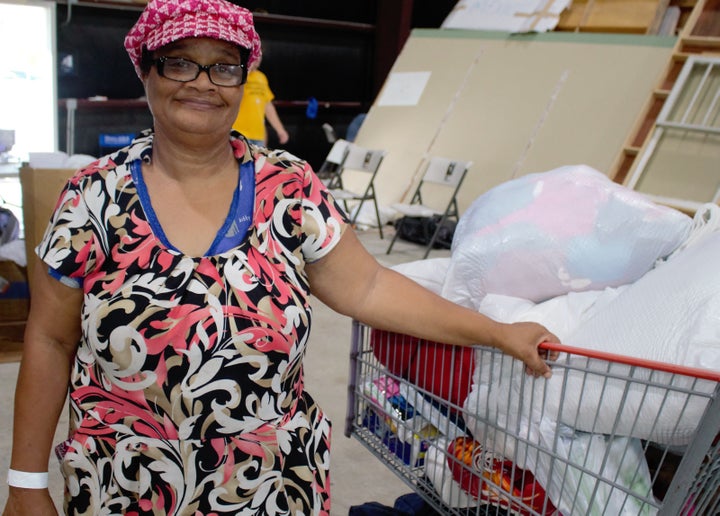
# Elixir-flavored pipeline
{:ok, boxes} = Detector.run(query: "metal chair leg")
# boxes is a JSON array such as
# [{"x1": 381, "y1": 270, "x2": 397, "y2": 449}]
[{"x1": 386, "y1": 218, "x2": 404, "y2": 254}]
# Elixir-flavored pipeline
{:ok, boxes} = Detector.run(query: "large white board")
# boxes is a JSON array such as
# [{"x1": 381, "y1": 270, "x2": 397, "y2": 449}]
[{"x1": 351, "y1": 29, "x2": 674, "y2": 214}]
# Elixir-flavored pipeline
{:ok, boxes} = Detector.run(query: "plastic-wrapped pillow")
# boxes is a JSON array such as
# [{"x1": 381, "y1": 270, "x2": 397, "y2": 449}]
[
  {"x1": 391, "y1": 258, "x2": 450, "y2": 296},
  {"x1": 441, "y1": 164, "x2": 692, "y2": 307},
  {"x1": 553, "y1": 229, "x2": 720, "y2": 444}
]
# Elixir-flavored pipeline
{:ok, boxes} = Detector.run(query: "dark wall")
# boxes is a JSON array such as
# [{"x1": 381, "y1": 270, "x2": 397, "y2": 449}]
[
  {"x1": 57, "y1": 5, "x2": 149, "y2": 157},
  {"x1": 57, "y1": 6, "x2": 144, "y2": 100},
  {"x1": 55, "y1": 1, "x2": 454, "y2": 167},
  {"x1": 256, "y1": 26, "x2": 374, "y2": 102},
  {"x1": 265, "y1": 106, "x2": 362, "y2": 170},
  {"x1": 56, "y1": 3, "x2": 383, "y2": 101},
  {"x1": 410, "y1": 0, "x2": 456, "y2": 28},
  {"x1": 236, "y1": 1, "x2": 376, "y2": 23}
]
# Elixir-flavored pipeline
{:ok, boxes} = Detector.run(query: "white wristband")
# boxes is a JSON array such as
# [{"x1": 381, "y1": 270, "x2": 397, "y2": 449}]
[{"x1": 7, "y1": 469, "x2": 49, "y2": 489}]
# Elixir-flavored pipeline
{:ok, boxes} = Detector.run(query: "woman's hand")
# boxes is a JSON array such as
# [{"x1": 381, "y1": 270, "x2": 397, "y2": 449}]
[
  {"x1": 3, "y1": 487, "x2": 58, "y2": 516},
  {"x1": 492, "y1": 321, "x2": 560, "y2": 378}
]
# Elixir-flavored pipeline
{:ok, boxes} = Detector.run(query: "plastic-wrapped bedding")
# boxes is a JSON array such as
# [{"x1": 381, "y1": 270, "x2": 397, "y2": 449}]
[
  {"x1": 463, "y1": 352, "x2": 657, "y2": 515},
  {"x1": 441, "y1": 164, "x2": 692, "y2": 308},
  {"x1": 554, "y1": 228, "x2": 720, "y2": 442},
  {"x1": 467, "y1": 228, "x2": 720, "y2": 444},
  {"x1": 387, "y1": 174, "x2": 717, "y2": 512},
  {"x1": 462, "y1": 227, "x2": 720, "y2": 515}
]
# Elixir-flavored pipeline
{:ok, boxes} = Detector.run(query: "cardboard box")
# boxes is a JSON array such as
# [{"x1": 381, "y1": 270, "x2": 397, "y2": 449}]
[
  {"x1": 0, "y1": 259, "x2": 29, "y2": 322},
  {"x1": 19, "y1": 166, "x2": 77, "y2": 293}
]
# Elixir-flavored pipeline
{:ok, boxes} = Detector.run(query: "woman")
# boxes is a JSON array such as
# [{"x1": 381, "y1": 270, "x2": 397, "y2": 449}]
[{"x1": 3, "y1": 0, "x2": 559, "y2": 514}]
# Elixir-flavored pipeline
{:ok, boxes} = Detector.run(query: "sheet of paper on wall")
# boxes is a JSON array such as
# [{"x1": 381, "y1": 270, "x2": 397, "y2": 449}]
[
  {"x1": 442, "y1": 0, "x2": 571, "y2": 33},
  {"x1": 377, "y1": 71, "x2": 432, "y2": 107}
]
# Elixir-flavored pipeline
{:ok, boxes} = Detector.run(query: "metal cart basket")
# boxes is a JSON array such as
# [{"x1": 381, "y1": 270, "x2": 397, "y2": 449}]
[{"x1": 345, "y1": 320, "x2": 720, "y2": 515}]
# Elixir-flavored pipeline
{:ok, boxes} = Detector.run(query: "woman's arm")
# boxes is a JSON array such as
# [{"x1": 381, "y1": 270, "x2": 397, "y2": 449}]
[
  {"x1": 306, "y1": 229, "x2": 558, "y2": 377},
  {"x1": 3, "y1": 258, "x2": 82, "y2": 515}
]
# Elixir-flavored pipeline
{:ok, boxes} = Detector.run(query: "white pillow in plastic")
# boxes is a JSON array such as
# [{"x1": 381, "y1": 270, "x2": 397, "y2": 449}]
[
  {"x1": 442, "y1": 164, "x2": 692, "y2": 307},
  {"x1": 553, "y1": 230, "x2": 720, "y2": 444},
  {"x1": 467, "y1": 230, "x2": 720, "y2": 450},
  {"x1": 391, "y1": 257, "x2": 450, "y2": 296}
]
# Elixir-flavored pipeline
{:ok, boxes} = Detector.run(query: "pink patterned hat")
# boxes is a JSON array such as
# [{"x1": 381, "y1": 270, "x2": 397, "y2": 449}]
[{"x1": 124, "y1": 0, "x2": 261, "y2": 78}]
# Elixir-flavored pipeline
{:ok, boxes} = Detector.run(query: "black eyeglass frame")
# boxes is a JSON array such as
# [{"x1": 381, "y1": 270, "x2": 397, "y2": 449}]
[{"x1": 153, "y1": 56, "x2": 247, "y2": 87}]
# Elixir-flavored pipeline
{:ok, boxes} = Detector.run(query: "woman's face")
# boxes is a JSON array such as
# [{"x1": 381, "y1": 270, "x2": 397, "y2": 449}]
[{"x1": 143, "y1": 37, "x2": 244, "y2": 139}]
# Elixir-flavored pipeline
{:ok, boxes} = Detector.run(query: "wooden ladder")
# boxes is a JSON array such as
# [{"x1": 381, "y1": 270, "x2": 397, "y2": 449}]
[{"x1": 609, "y1": 0, "x2": 720, "y2": 199}]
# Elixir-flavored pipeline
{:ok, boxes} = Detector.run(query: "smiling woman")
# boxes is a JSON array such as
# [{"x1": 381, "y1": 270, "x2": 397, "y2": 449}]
[
  {"x1": 141, "y1": 37, "x2": 247, "y2": 149},
  {"x1": 3, "y1": 1, "x2": 561, "y2": 515}
]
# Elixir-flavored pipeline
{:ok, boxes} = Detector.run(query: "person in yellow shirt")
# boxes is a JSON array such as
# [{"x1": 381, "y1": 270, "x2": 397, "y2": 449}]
[{"x1": 232, "y1": 55, "x2": 289, "y2": 146}]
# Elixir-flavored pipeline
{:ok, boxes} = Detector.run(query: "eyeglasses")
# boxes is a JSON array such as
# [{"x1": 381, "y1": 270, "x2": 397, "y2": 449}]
[{"x1": 153, "y1": 56, "x2": 246, "y2": 87}]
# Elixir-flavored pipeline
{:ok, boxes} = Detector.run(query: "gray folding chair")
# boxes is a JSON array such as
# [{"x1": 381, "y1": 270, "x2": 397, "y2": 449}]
[
  {"x1": 386, "y1": 156, "x2": 472, "y2": 258},
  {"x1": 317, "y1": 138, "x2": 350, "y2": 188},
  {"x1": 328, "y1": 142, "x2": 387, "y2": 238}
]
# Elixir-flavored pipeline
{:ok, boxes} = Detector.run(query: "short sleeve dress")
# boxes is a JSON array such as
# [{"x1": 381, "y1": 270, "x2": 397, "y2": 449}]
[{"x1": 37, "y1": 130, "x2": 349, "y2": 516}]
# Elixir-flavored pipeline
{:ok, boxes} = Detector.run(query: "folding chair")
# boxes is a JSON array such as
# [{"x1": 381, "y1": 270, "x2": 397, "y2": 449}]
[
  {"x1": 328, "y1": 142, "x2": 387, "y2": 238},
  {"x1": 386, "y1": 156, "x2": 472, "y2": 258},
  {"x1": 316, "y1": 138, "x2": 350, "y2": 188},
  {"x1": 321, "y1": 122, "x2": 337, "y2": 144}
]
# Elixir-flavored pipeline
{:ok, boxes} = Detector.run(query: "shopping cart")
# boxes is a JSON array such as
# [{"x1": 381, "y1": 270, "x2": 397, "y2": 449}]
[{"x1": 345, "y1": 320, "x2": 720, "y2": 515}]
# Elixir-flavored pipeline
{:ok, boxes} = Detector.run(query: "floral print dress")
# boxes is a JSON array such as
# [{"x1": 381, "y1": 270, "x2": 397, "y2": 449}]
[{"x1": 37, "y1": 130, "x2": 348, "y2": 515}]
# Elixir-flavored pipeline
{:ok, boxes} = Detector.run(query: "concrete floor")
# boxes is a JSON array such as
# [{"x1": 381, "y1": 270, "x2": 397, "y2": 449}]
[{"x1": 0, "y1": 227, "x2": 450, "y2": 515}]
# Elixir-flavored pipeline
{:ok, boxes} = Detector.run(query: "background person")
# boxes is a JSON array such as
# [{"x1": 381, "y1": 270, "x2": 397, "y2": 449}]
[
  {"x1": 232, "y1": 51, "x2": 289, "y2": 146},
  {"x1": 3, "y1": 0, "x2": 559, "y2": 514}
]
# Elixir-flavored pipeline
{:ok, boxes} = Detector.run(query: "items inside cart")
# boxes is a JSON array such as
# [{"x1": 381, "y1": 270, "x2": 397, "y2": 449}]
[
  {"x1": 345, "y1": 322, "x2": 720, "y2": 515},
  {"x1": 344, "y1": 165, "x2": 720, "y2": 515}
]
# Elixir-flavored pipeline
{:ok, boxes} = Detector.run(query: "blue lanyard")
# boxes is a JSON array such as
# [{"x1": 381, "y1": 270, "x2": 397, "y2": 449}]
[
  {"x1": 131, "y1": 159, "x2": 255, "y2": 256},
  {"x1": 207, "y1": 159, "x2": 255, "y2": 255}
]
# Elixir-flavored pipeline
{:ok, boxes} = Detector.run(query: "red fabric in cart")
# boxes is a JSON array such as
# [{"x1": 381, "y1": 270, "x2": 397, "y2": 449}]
[
  {"x1": 448, "y1": 437, "x2": 557, "y2": 516},
  {"x1": 369, "y1": 329, "x2": 474, "y2": 408}
]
